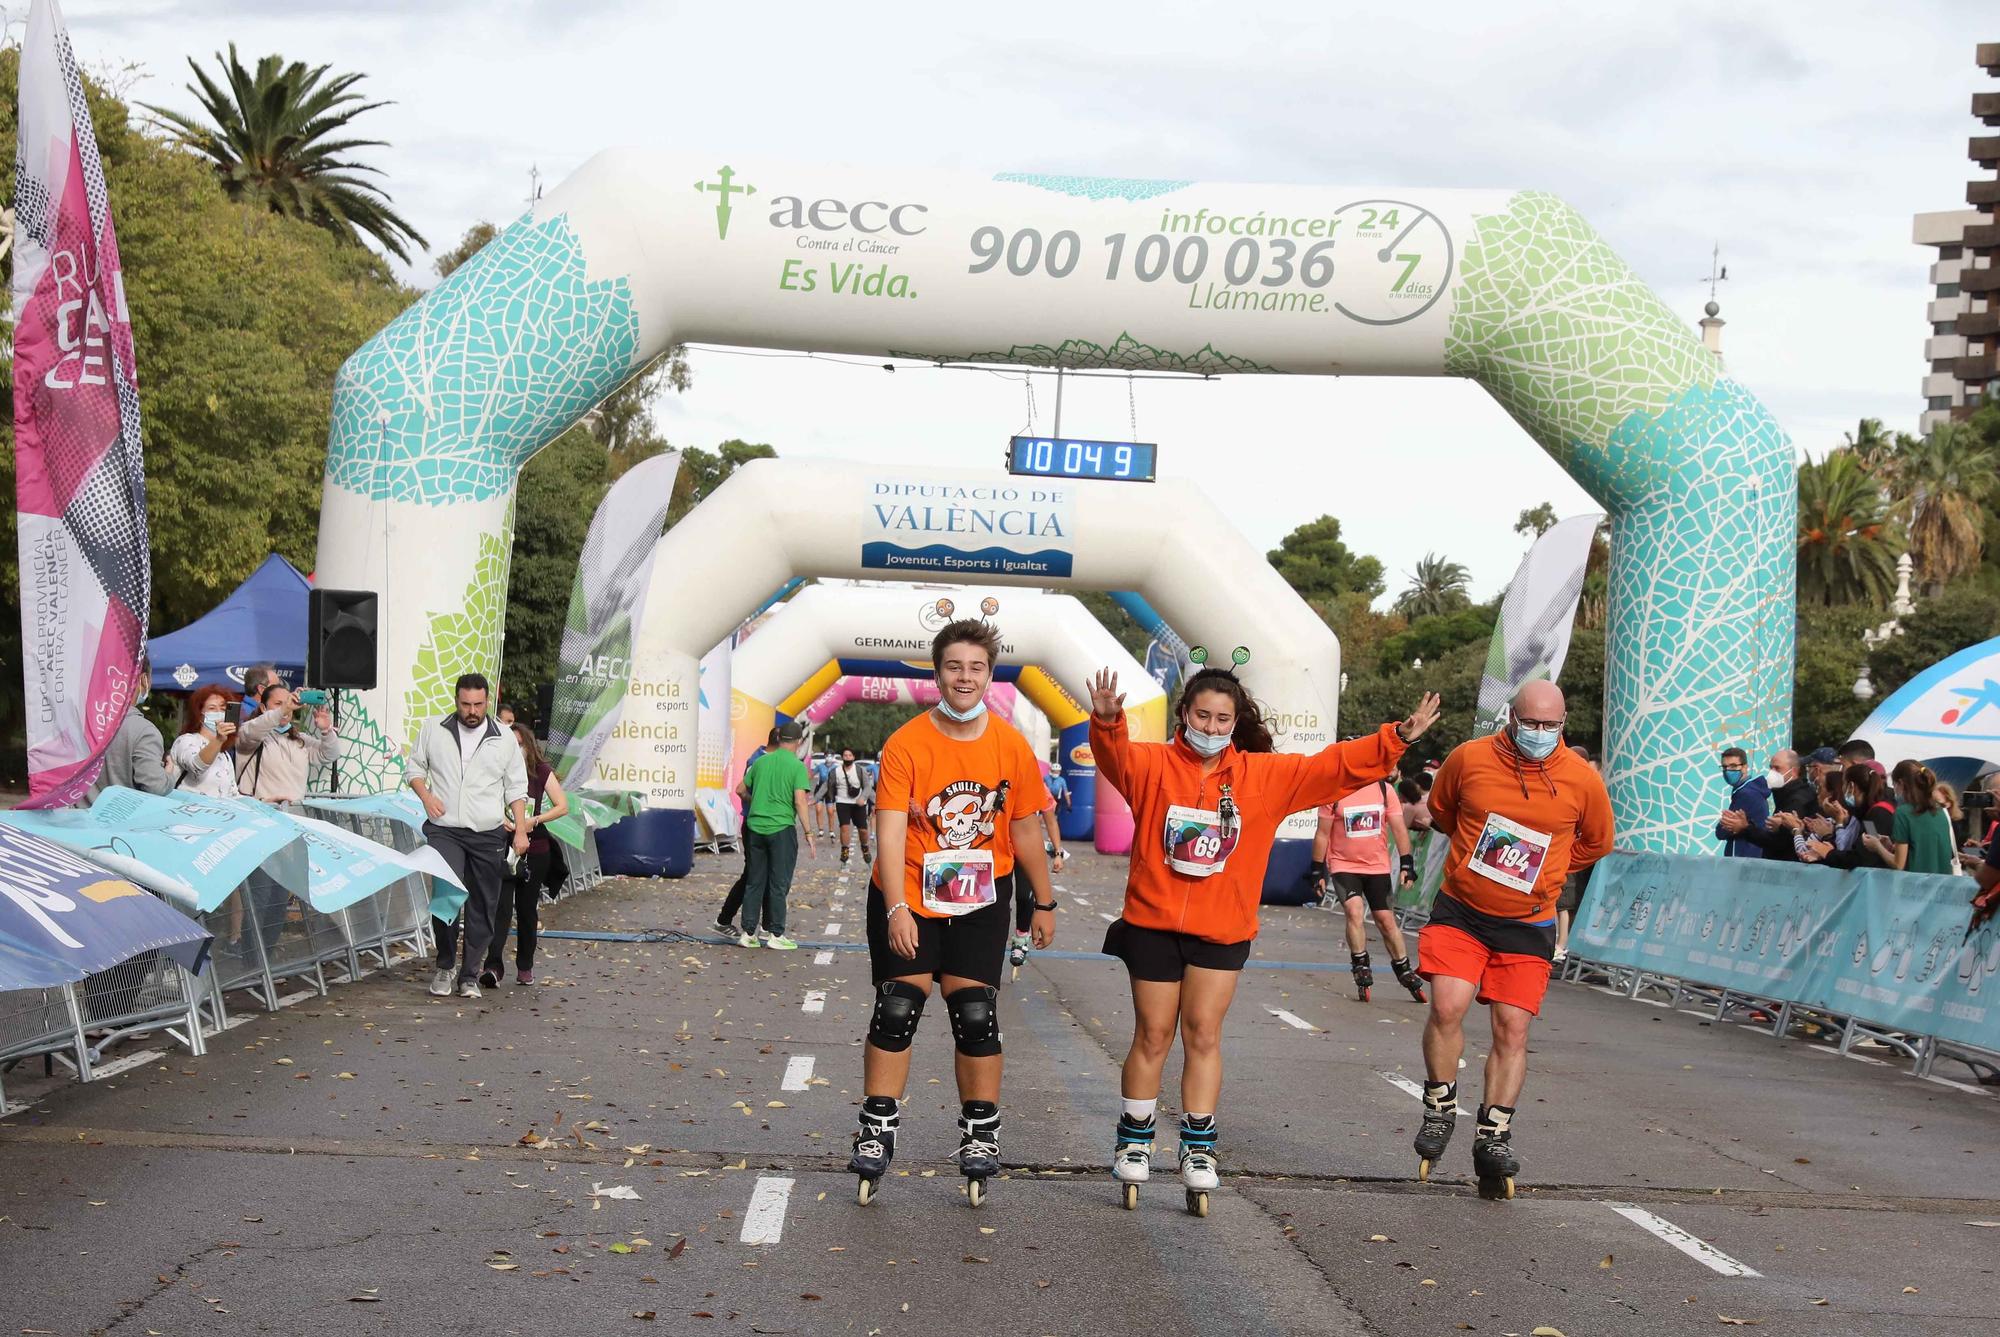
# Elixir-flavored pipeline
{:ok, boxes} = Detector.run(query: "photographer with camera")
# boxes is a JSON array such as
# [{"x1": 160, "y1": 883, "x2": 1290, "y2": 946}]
[{"x1": 235, "y1": 683, "x2": 341, "y2": 805}]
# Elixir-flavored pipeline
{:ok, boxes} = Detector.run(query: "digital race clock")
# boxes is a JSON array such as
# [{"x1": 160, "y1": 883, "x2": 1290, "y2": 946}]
[{"x1": 1007, "y1": 436, "x2": 1157, "y2": 483}]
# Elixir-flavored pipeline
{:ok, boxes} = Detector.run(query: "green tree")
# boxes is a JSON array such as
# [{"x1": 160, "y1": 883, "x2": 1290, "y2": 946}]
[
  {"x1": 499, "y1": 426, "x2": 607, "y2": 712},
  {"x1": 1513, "y1": 502, "x2": 1557, "y2": 539},
  {"x1": 1797, "y1": 450, "x2": 1899, "y2": 607},
  {"x1": 1267, "y1": 515, "x2": 1385, "y2": 603},
  {"x1": 1865, "y1": 584, "x2": 2000, "y2": 705},
  {"x1": 1889, "y1": 423, "x2": 1997, "y2": 593},
  {"x1": 815, "y1": 701, "x2": 915, "y2": 758},
  {"x1": 1377, "y1": 604, "x2": 1496, "y2": 668},
  {"x1": 1843, "y1": 416, "x2": 1896, "y2": 473},
  {"x1": 143, "y1": 46, "x2": 426, "y2": 262},
  {"x1": 1392, "y1": 553, "x2": 1472, "y2": 619},
  {"x1": 669, "y1": 439, "x2": 778, "y2": 524},
  {"x1": 1792, "y1": 603, "x2": 1877, "y2": 751}
]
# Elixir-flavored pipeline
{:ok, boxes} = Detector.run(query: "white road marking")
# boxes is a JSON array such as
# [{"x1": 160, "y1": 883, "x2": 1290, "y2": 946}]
[
  {"x1": 781, "y1": 1055, "x2": 815, "y2": 1091},
  {"x1": 85, "y1": 1047, "x2": 167, "y2": 1081},
  {"x1": 813, "y1": 950, "x2": 834, "y2": 966},
  {"x1": 740, "y1": 1175, "x2": 795, "y2": 1245},
  {"x1": 824, "y1": 922, "x2": 843, "y2": 936},
  {"x1": 1607, "y1": 1204, "x2": 1762, "y2": 1277},
  {"x1": 801, "y1": 989, "x2": 826, "y2": 1014},
  {"x1": 1376, "y1": 1070, "x2": 1464, "y2": 1111},
  {"x1": 1099, "y1": 912, "x2": 1115, "y2": 923},
  {"x1": 1268, "y1": 1007, "x2": 1318, "y2": 1032}
]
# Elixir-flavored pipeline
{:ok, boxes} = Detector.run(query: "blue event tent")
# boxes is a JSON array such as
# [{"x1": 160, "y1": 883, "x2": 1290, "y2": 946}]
[{"x1": 148, "y1": 553, "x2": 309, "y2": 694}]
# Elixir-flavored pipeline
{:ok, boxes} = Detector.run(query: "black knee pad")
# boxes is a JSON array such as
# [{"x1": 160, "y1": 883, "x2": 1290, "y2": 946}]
[
  {"x1": 945, "y1": 985, "x2": 1002, "y2": 1057},
  {"x1": 866, "y1": 980, "x2": 927, "y2": 1053}
]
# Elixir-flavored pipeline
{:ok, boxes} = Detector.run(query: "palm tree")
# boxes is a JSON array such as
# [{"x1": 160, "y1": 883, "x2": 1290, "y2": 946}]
[
  {"x1": 1796, "y1": 450, "x2": 1900, "y2": 607},
  {"x1": 1887, "y1": 423, "x2": 1998, "y2": 592},
  {"x1": 1393, "y1": 553, "x2": 1473, "y2": 619},
  {"x1": 144, "y1": 46, "x2": 426, "y2": 262},
  {"x1": 1843, "y1": 417, "x2": 1896, "y2": 474}
]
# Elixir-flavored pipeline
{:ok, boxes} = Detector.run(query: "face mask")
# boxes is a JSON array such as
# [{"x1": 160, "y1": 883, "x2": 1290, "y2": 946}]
[
  {"x1": 1182, "y1": 725, "x2": 1231, "y2": 758},
  {"x1": 1766, "y1": 768, "x2": 1787, "y2": 790},
  {"x1": 203, "y1": 710, "x2": 224, "y2": 729},
  {"x1": 1511, "y1": 723, "x2": 1561, "y2": 761},
  {"x1": 935, "y1": 696, "x2": 986, "y2": 723},
  {"x1": 1722, "y1": 767, "x2": 1743, "y2": 786},
  {"x1": 276, "y1": 722, "x2": 293, "y2": 734},
  {"x1": 1842, "y1": 794, "x2": 1859, "y2": 811}
]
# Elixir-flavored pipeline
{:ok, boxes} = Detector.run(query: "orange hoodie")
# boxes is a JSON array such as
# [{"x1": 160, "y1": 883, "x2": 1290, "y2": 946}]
[
  {"x1": 1427, "y1": 732, "x2": 1613, "y2": 921},
  {"x1": 1090, "y1": 713, "x2": 1407, "y2": 945}
]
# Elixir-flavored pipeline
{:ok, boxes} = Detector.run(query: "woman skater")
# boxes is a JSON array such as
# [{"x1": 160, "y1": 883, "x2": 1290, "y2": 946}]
[{"x1": 1088, "y1": 661, "x2": 1440, "y2": 1214}]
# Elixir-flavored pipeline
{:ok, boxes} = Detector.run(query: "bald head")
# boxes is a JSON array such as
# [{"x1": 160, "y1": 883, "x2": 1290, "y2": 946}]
[
  {"x1": 1512, "y1": 680, "x2": 1566, "y2": 725},
  {"x1": 1768, "y1": 749, "x2": 1798, "y2": 781}
]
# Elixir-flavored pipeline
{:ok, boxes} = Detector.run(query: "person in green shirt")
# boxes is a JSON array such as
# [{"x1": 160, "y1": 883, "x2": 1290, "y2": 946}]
[
  {"x1": 1865, "y1": 760, "x2": 1959, "y2": 876},
  {"x1": 735, "y1": 720, "x2": 817, "y2": 948}
]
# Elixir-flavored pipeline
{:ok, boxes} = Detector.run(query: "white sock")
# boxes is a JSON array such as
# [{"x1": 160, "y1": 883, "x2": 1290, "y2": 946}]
[{"x1": 1122, "y1": 1097, "x2": 1158, "y2": 1123}]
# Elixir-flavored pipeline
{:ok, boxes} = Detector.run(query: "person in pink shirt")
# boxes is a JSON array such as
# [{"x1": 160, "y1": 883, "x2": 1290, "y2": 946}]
[{"x1": 1311, "y1": 773, "x2": 1426, "y2": 1003}]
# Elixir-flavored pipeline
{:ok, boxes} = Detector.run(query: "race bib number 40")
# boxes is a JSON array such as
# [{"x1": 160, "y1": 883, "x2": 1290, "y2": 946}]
[
  {"x1": 1342, "y1": 805, "x2": 1384, "y2": 838},
  {"x1": 1468, "y1": 813, "x2": 1552, "y2": 895},
  {"x1": 922, "y1": 848, "x2": 997, "y2": 916},
  {"x1": 1164, "y1": 804, "x2": 1240, "y2": 878}
]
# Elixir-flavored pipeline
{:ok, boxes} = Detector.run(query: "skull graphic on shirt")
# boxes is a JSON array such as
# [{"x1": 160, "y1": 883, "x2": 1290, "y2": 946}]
[{"x1": 926, "y1": 780, "x2": 999, "y2": 850}]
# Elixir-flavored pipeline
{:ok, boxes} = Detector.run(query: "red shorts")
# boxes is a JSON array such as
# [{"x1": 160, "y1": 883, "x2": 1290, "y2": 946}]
[{"x1": 1417, "y1": 923, "x2": 1553, "y2": 1016}]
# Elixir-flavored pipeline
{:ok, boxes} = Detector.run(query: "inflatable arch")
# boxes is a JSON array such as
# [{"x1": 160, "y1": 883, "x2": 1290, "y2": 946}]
[
  {"x1": 586, "y1": 459, "x2": 1332, "y2": 876},
  {"x1": 316, "y1": 155, "x2": 1794, "y2": 866},
  {"x1": 709, "y1": 583, "x2": 1165, "y2": 862}
]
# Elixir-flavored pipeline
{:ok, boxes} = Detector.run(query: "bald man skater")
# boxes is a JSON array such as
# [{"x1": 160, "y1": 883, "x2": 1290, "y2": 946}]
[{"x1": 1411, "y1": 681, "x2": 1612, "y2": 1197}]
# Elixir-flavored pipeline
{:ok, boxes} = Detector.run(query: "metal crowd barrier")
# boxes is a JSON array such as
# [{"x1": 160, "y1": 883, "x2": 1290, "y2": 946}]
[{"x1": 1, "y1": 947, "x2": 207, "y2": 1105}]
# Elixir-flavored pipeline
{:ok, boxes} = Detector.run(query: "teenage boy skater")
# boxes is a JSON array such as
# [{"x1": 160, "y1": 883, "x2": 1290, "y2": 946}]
[
  {"x1": 849, "y1": 619, "x2": 1056, "y2": 1207},
  {"x1": 1413, "y1": 680, "x2": 1612, "y2": 1197}
]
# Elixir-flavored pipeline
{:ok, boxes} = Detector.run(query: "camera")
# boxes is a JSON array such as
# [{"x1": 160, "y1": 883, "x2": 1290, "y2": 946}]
[{"x1": 1965, "y1": 790, "x2": 1995, "y2": 811}]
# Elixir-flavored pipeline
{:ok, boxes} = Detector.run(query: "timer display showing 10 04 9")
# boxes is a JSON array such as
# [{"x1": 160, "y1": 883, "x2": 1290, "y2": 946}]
[{"x1": 1008, "y1": 436, "x2": 1157, "y2": 483}]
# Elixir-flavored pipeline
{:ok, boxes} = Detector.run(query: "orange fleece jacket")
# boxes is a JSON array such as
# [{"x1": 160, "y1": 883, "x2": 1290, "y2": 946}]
[
  {"x1": 1427, "y1": 732, "x2": 1614, "y2": 920},
  {"x1": 1090, "y1": 714, "x2": 1407, "y2": 945}
]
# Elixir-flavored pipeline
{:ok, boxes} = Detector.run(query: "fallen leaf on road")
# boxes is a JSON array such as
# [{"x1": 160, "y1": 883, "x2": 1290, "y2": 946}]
[
  {"x1": 1600, "y1": 1254, "x2": 1614, "y2": 1268},
  {"x1": 1903, "y1": 1287, "x2": 1920, "y2": 1295},
  {"x1": 1532, "y1": 1328, "x2": 1565, "y2": 1337},
  {"x1": 1368, "y1": 1234, "x2": 1392, "y2": 1242},
  {"x1": 275, "y1": 1058, "x2": 293, "y2": 1066},
  {"x1": 592, "y1": 1183, "x2": 642, "y2": 1200},
  {"x1": 963, "y1": 1255, "x2": 990, "y2": 1264},
  {"x1": 1420, "y1": 1279, "x2": 1437, "y2": 1286},
  {"x1": 668, "y1": 1240, "x2": 687, "y2": 1260},
  {"x1": 1811, "y1": 1300, "x2": 1828, "y2": 1307},
  {"x1": 347, "y1": 1294, "x2": 381, "y2": 1302},
  {"x1": 1717, "y1": 1318, "x2": 1762, "y2": 1327},
  {"x1": 766, "y1": 1101, "x2": 787, "y2": 1109},
  {"x1": 633, "y1": 1311, "x2": 656, "y2": 1321},
  {"x1": 609, "y1": 1243, "x2": 633, "y2": 1254},
  {"x1": 487, "y1": 1263, "x2": 519, "y2": 1271}
]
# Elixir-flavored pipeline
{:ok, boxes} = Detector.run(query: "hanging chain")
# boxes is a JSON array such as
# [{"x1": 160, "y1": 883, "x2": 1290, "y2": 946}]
[
  {"x1": 1128, "y1": 373, "x2": 1139, "y2": 441},
  {"x1": 1024, "y1": 374, "x2": 1039, "y2": 435}
]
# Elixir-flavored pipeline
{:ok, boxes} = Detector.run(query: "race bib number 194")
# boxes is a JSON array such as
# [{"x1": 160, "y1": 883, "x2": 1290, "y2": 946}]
[{"x1": 1468, "y1": 813, "x2": 1552, "y2": 895}]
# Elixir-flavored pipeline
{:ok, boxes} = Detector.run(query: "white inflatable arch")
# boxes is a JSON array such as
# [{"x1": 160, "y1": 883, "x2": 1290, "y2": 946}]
[
  {"x1": 714, "y1": 583, "x2": 1165, "y2": 857},
  {"x1": 585, "y1": 458, "x2": 1321, "y2": 875},
  {"x1": 317, "y1": 153, "x2": 1794, "y2": 866}
]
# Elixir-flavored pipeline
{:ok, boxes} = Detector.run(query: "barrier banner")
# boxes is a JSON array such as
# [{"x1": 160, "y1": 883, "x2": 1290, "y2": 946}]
[
  {"x1": 1575, "y1": 853, "x2": 2000, "y2": 1054},
  {"x1": 548, "y1": 450, "x2": 681, "y2": 785},
  {"x1": 0, "y1": 821, "x2": 210, "y2": 988},
  {"x1": 10, "y1": 0, "x2": 152, "y2": 807},
  {"x1": 0, "y1": 789, "x2": 466, "y2": 919},
  {"x1": 304, "y1": 790, "x2": 428, "y2": 833}
]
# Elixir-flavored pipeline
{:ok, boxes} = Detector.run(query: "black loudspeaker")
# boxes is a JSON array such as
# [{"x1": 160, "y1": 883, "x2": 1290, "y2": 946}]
[{"x1": 308, "y1": 588, "x2": 379, "y2": 690}]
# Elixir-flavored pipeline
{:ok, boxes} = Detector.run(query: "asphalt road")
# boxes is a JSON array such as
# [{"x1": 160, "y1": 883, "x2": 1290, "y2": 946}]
[{"x1": 3, "y1": 845, "x2": 1998, "y2": 1336}]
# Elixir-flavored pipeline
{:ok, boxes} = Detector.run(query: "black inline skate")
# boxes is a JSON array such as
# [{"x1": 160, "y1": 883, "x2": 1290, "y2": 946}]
[
  {"x1": 1472, "y1": 1103, "x2": 1518, "y2": 1200},
  {"x1": 849, "y1": 1096, "x2": 898, "y2": 1205},
  {"x1": 1351, "y1": 951, "x2": 1374, "y2": 1002},
  {"x1": 1413, "y1": 1080, "x2": 1457, "y2": 1183},
  {"x1": 1391, "y1": 954, "x2": 1426, "y2": 1003},
  {"x1": 954, "y1": 1101, "x2": 1001, "y2": 1207}
]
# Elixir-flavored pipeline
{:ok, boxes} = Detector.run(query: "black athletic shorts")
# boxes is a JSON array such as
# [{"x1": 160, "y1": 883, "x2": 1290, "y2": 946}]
[
  {"x1": 867, "y1": 877, "x2": 1011, "y2": 987},
  {"x1": 1332, "y1": 870, "x2": 1395, "y2": 913},
  {"x1": 836, "y1": 801, "x2": 868, "y2": 830},
  {"x1": 1103, "y1": 918, "x2": 1252, "y2": 981}
]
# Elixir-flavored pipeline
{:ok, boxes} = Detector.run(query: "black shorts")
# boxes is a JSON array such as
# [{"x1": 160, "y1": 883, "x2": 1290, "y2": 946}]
[
  {"x1": 1103, "y1": 918, "x2": 1252, "y2": 982},
  {"x1": 867, "y1": 878, "x2": 1011, "y2": 987},
  {"x1": 836, "y1": 802, "x2": 868, "y2": 829},
  {"x1": 1332, "y1": 871, "x2": 1394, "y2": 913},
  {"x1": 1557, "y1": 862, "x2": 1593, "y2": 916}
]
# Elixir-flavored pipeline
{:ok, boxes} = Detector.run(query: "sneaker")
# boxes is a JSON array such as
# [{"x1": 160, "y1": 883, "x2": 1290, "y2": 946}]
[
  {"x1": 479, "y1": 968, "x2": 500, "y2": 990},
  {"x1": 458, "y1": 979, "x2": 482, "y2": 999},
  {"x1": 737, "y1": 933, "x2": 760, "y2": 948},
  {"x1": 428, "y1": 968, "x2": 454, "y2": 997},
  {"x1": 515, "y1": 968, "x2": 535, "y2": 986},
  {"x1": 762, "y1": 933, "x2": 799, "y2": 951},
  {"x1": 713, "y1": 918, "x2": 738, "y2": 937},
  {"x1": 1551, "y1": 946, "x2": 1569, "y2": 965}
]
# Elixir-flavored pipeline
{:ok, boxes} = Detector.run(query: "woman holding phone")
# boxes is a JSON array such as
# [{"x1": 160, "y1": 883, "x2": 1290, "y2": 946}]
[
  {"x1": 1088, "y1": 658, "x2": 1441, "y2": 1214},
  {"x1": 170, "y1": 683, "x2": 243, "y2": 798}
]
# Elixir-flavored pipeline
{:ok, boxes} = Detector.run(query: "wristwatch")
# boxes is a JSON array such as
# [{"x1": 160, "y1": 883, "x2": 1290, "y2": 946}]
[{"x1": 1033, "y1": 899, "x2": 1059, "y2": 912}]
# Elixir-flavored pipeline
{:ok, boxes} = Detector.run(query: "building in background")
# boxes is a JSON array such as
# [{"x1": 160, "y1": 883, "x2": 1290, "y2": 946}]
[{"x1": 1914, "y1": 43, "x2": 1999, "y2": 434}]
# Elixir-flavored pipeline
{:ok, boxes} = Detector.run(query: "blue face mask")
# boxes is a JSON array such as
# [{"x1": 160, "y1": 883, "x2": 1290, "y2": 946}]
[
  {"x1": 1511, "y1": 723, "x2": 1562, "y2": 761},
  {"x1": 203, "y1": 710, "x2": 224, "y2": 730},
  {"x1": 935, "y1": 695, "x2": 986, "y2": 724},
  {"x1": 276, "y1": 722, "x2": 293, "y2": 734},
  {"x1": 1722, "y1": 767, "x2": 1744, "y2": 787},
  {"x1": 1182, "y1": 725, "x2": 1231, "y2": 758}
]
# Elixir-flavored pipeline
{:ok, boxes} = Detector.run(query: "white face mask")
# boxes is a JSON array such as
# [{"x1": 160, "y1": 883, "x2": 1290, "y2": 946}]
[
  {"x1": 1766, "y1": 768, "x2": 1788, "y2": 790},
  {"x1": 936, "y1": 696, "x2": 986, "y2": 723},
  {"x1": 1182, "y1": 725, "x2": 1231, "y2": 758},
  {"x1": 203, "y1": 710, "x2": 224, "y2": 730}
]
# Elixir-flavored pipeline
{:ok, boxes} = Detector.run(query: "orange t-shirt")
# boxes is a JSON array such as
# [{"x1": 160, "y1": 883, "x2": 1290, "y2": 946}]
[{"x1": 875, "y1": 711, "x2": 1051, "y2": 919}]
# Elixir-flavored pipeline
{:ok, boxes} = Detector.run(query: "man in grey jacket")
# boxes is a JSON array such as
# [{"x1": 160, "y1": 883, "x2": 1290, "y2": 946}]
[
  {"x1": 85, "y1": 656, "x2": 172, "y2": 802},
  {"x1": 406, "y1": 673, "x2": 530, "y2": 1000}
]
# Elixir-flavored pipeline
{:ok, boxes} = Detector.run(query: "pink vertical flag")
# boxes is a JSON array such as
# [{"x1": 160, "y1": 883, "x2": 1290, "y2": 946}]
[{"x1": 11, "y1": 0, "x2": 151, "y2": 807}]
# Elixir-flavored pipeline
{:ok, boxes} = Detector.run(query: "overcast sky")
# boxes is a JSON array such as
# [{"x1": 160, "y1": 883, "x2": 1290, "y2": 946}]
[{"x1": 60, "y1": 0, "x2": 1998, "y2": 601}]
